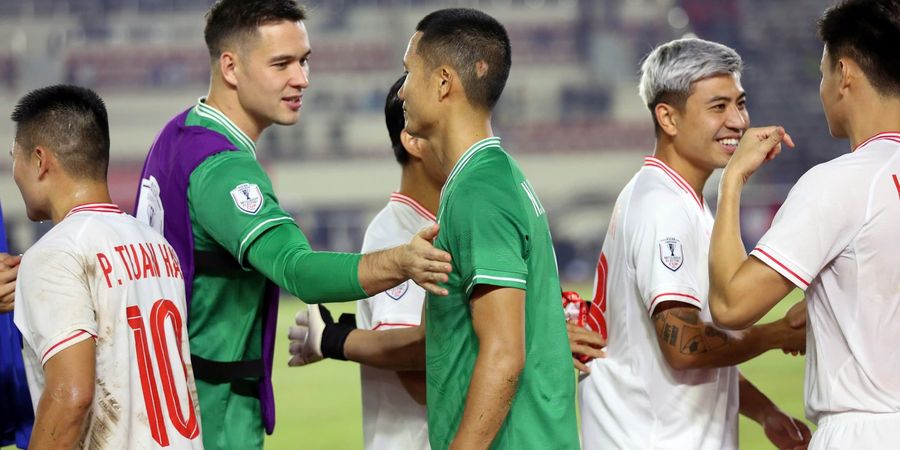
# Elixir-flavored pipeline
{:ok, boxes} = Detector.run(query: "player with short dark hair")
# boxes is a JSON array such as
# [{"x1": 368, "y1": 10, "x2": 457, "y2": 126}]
[
  {"x1": 350, "y1": 75, "x2": 437, "y2": 450},
  {"x1": 400, "y1": 8, "x2": 579, "y2": 448},
  {"x1": 203, "y1": 0, "x2": 306, "y2": 61},
  {"x1": 289, "y1": 74, "x2": 607, "y2": 448},
  {"x1": 11, "y1": 86, "x2": 109, "y2": 182},
  {"x1": 133, "y1": 1, "x2": 452, "y2": 448},
  {"x1": 11, "y1": 84, "x2": 202, "y2": 449},
  {"x1": 413, "y1": 8, "x2": 510, "y2": 111},
  {"x1": 293, "y1": 75, "x2": 440, "y2": 450},
  {"x1": 709, "y1": 0, "x2": 900, "y2": 447},
  {"x1": 289, "y1": 75, "x2": 438, "y2": 450}
]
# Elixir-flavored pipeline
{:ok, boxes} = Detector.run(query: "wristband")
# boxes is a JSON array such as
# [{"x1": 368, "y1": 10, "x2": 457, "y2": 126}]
[{"x1": 320, "y1": 306, "x2": 357, "y2": 360}]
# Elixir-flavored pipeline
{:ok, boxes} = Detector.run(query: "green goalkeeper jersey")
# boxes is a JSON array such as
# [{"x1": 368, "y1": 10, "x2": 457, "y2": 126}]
[
  {"x1": 182, "y1": 100, "x2": 365, "y2": 450},
  {"x1": 425, "y1": 137, "x2": 579, "y2": 449},
  {"x1": 185, "y1": 102, "x2": 286, "y2": 380},
  {"x1": 184, "y1": 103, "x2": 289, "y2": 450}
]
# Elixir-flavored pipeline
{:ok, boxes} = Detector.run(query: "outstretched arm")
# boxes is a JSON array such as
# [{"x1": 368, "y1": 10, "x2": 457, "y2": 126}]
[
  {"x1": 288, "y1": 291, "x2": 428, "y2": 404},
  {"x1": 289, "y1": 304, "x2": 426, "y2": 371},
  {"x1": 345, "y1": 326, "x2": 426, "y2": 372},
  {"x1": 739, "y1": 374, "x2": 811, "y2": 450},
  {"x1": 357, "y1": 224, "x2": 451, "y2": 297},
  {"x1": 188, "y1": 152, "x2": 451, "y2": 303},
  {"x1": 651, "y1": 302, "x2": 804, "y2": 370},
  {"x1": 709, "y1": 126, "x2": 796, "y2": 329},
  {"x1": 248, "y1": 223, "x2": 451, "y2": 303}
]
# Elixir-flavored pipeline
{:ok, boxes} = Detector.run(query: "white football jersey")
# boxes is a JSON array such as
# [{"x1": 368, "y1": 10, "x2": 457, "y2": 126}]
[
  {"x1": 752, "y1": 132, "x2": 900, "y2": 424},
  {"x1": 14, "y1": 203, "x2": 203, "y2": 449},
  {"x1": 579, "y1": 157, "x2": 739, "y2": 450},
  {"x1": 356, "y1": 193, "x2": 432, "y2": 450}
]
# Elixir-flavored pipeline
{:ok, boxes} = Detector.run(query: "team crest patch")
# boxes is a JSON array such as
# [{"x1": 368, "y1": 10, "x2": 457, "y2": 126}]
[
  {"x1": 659, "y1": 237, "x2": 684, "y2": 272},
  {"x1": 386, "y1": 281, "x2": 409, "y2": 300},
  {"x1": 230, "y1": 183, "x2": 264, "y2": 215}
]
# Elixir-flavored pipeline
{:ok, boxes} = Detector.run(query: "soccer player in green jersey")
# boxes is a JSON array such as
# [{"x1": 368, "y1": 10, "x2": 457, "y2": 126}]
[
  {"x1": 399, "y1": 8, "x2": 579, "y2": 449},
  {"x1": 134, "y1": 1, "x2": 451, "y2": 449}
]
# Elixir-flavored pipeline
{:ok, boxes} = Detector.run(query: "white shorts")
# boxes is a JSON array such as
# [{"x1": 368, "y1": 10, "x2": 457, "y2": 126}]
[{"x1": 811, "y1": 411, "x2": 900, "y2": 450}]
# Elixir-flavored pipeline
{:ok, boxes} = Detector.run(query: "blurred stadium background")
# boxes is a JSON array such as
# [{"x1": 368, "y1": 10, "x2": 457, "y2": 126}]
[{"x1": 0, "y1": 0, "x2": 831, "y2": 448}]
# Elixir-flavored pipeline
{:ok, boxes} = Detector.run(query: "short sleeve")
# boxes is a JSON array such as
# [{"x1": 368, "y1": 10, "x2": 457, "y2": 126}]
[
  {"x1": 631, "y1": 195, "x2": 704, "y2": 316},
  {"x1": 188, "y1": 151, "x2": 296, "y2": 266},
  {"x1": 14, "y1": 245, "x2": 96, "y2": 366},
  {"x1": 751, "y1": 165, "x2": 861, "y2": 290},
  {"x1": 355, "y1": 204, "x2": 428, "y2": 330},
  {"x1": 359, "y1": 280, "x2": 426, "y2": 330},
  {"x1": 355, "y1": 297, "x2": 373, "y2": 329},
  {"x1": 446, "y1": 183, "x2": 529, "y2": 298}
]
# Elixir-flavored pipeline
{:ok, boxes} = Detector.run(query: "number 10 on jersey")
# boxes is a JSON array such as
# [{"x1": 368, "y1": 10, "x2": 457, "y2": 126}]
[{"x1": 127, "y1": 299, "x2": 200, "y2": 446}]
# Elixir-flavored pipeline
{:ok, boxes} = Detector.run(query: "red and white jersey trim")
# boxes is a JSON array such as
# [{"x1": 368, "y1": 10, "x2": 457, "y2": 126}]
[
  {"x1": 750, "y1": 246, "x2": 811, "y2": 288},
  {"x1": 647, "y1": 292, "x2": 702, "y2": 314},
  {"x1": 65, "y1": 202, "x2": 124, "y2": 218},
  {"x1": 853, "y1": 132, "x2": 900, "y2": 152},
  {"x1": 358, "y1": 192, "x2": 431, "y2": 450},
  {"x1": 579, "y1": 160, "x2": 738, "y2": 449},
  {"x1": 390, "y1": 193, "x2": 436, "y2": 222},
  {"x1": 41, "y1": 329, "x2": 97, "y2": 365},
  {"x1": 643, "y1": 157, "x2": 704, "y2": 209}
]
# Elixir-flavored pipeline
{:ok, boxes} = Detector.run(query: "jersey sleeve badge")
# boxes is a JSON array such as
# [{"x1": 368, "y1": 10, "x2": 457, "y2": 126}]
[
  {"x1": 230, "y1": 183, "x2": 264, "y2": 215},
  {"x1": 136, "y1": 175, "x2": 165, "y2": 232},
  {"x1": 659, "y1": 237, "x2": 684, "y2": 271},
  {"x1": 386, "y1": 281, "x2": 409, "y2": 300}
]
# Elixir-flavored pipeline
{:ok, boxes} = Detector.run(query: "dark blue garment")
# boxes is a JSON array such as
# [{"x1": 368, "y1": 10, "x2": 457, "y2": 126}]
[{"x1": 0, "y1": 204, "x2": 33, "y2": 449}]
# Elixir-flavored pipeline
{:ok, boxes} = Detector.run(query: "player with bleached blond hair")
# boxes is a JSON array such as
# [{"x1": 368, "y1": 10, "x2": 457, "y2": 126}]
[{"x1": 577, "y1": 38, "x2": 810, "y2": 450}]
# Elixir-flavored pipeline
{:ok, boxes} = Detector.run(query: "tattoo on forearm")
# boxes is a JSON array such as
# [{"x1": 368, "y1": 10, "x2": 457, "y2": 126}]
[
  {"x1": 670, "y1": 308, "x2": 700, "y2": 325},
  {"x1": 680, "y1": 325, "x2": 706, "y2": 354},
  {"x1": 654, "y1": 308, "x2": 731, "y2": 355},
  {"x1": 704, "y1": 326, "x2": 730, "y2": 344},
  {"x1": 662, "y1": 323, "x2": 679, "y2": 345}
]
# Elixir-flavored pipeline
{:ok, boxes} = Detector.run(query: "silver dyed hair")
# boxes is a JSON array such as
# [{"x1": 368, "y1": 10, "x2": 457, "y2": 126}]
[{"x1": 638, "y1": 38, "x2": 743, "y2": 109}]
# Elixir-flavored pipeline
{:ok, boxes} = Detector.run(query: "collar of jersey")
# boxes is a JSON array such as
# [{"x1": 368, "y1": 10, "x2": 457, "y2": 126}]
[
  {"x1": 441, "y1": 136, "x2": 502, "y2": 199},
  {"x1": 643, "y1": 156, "x2": 704, "y2": 210},
  {"x1": 853, "y1": 131, "x2": 900, "y2": 152},
  {"x1": 194, "y1": 97, "x2": 258, "y2": 158},
  {"x1": 65, "y1": 202, "x2": 123, "y2": 219},
  {"x1": 390, "y1": 192, "x2": 436, "y2": 222}
]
